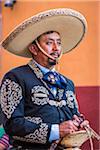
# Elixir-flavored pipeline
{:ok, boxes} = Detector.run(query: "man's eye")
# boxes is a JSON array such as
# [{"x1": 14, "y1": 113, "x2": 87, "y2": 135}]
[
  {"x1": 46, "y1": 42, "x2": 52, "y2": 45},
  {"x1": 57, "y1": 42, "x2": 61, "y2": 45}
]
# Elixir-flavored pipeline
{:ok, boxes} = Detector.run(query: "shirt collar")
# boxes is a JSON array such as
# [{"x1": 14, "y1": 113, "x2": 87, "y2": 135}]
[{"x1": 33, "y1": 59, "x2": 55, "y2": 74}]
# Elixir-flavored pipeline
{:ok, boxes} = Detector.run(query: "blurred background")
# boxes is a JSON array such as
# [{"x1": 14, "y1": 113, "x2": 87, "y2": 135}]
[{"x1": 0, "y1": 0, "x2": 100, "y2": 149}]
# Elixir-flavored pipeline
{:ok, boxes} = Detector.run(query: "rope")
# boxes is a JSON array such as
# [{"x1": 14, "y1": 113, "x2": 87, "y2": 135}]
[
  {"x1": 84, "y1": 126, "x2": 94, "y2": 150},
  {"x1": 84, "y1": 125, "x2": 100, "y2": 150}
]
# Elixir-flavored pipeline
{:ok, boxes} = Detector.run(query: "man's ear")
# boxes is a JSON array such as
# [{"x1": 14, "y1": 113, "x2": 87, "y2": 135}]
[{"x1": 28, "y1": 44, "x2": 38, "y2": 56}]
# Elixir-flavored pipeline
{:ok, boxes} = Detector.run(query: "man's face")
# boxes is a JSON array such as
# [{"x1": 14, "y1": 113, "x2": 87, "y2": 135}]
[{"x1": 35, "y1": 32, "x2": 62, "y2": 68}]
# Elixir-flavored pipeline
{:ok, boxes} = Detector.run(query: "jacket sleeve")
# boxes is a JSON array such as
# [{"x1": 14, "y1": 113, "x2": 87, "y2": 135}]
[{"x1": 0, "y1": 71, "x2": 51, "y2": 144}]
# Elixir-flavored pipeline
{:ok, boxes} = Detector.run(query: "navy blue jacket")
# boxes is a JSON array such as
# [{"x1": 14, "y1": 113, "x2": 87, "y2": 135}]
[{"x1": 0, "y1": 60, "x2": 80, "y2": 148}]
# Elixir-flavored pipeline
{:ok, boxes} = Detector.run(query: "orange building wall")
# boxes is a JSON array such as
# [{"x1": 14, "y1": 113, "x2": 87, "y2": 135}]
[
  {"x1": 0, "y1": 0, "x2": 99, "y2": 86},
  {"x1": 0, "y1": 1, "x2": 100, "y2": 149}
]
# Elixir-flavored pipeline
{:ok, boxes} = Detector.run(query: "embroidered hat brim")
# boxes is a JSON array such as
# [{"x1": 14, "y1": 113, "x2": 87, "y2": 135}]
[{"x1": 1, "y1": 8, "x2": 87, "y2": 58}]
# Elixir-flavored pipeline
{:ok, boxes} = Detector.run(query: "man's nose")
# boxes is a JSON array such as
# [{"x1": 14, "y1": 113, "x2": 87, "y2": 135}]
[{"x1": 52, "y1": 43, "x2": 58, "y2": 51}]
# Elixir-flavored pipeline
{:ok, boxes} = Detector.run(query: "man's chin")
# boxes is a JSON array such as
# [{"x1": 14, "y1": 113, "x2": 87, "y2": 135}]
[{"x1": 48, "y1": 58, "x2": 57, "y2": 66}]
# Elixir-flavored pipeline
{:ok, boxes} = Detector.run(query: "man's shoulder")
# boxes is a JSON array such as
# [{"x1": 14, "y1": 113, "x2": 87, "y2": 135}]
[
  {"x1": 6, "y1": 64, "x2": 29, "y2": 74},
  {"x1": 60, "y1": 73, "x2": 75, "y2": 90},
  {"x1": 2, "y1": 64, "x2": 30, "y2": 80},
  {"x1": 60, "y1": 73, "x2": 74, "y2": 84}
]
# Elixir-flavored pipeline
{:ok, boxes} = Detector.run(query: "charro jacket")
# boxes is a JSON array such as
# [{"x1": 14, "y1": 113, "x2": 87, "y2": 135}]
[{"x1": 0, "y1": 60, "x2": 80, "y2": 148}]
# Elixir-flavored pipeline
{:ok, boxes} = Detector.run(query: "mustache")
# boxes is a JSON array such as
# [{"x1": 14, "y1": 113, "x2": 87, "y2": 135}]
[{"x1": 50, "y1": 52, "x2": 60, "y2": 57}]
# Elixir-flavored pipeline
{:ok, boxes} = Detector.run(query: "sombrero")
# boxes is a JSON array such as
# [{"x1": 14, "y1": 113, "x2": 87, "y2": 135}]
[{"x1": 1, "y1": 8, "x2": 87, "y2": 58}]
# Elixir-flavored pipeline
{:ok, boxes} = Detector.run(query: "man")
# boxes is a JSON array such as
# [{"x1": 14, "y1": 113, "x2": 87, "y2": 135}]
[{"x1": 0, "y1": 8, "x2": 89, "y2": 149}]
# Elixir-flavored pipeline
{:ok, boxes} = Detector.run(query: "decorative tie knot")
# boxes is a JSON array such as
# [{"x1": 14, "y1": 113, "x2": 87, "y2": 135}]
[{"x1": 43, "y1": 71, "x2": 67, "y2": 89}]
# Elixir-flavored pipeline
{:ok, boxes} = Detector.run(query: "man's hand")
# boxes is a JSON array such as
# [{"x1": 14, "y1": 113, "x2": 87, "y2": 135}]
[
  {"x1": 73, "y1": 114, "x2": 89, "y2": 129},
  {"x1": 59, "y1": 114, "x2": 89, "y2": 138},
  {"x1": 59, "y1": 120, "x2": 78, "y2": 138},
  {"x1": 80, "y1": 120, "x2": 89, "y2": 128}
]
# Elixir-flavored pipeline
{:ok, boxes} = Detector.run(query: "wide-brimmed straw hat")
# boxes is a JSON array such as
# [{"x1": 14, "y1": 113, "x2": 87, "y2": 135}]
[{"x1": 1, "y1": 8, "x2": 87, "y2": 58}]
